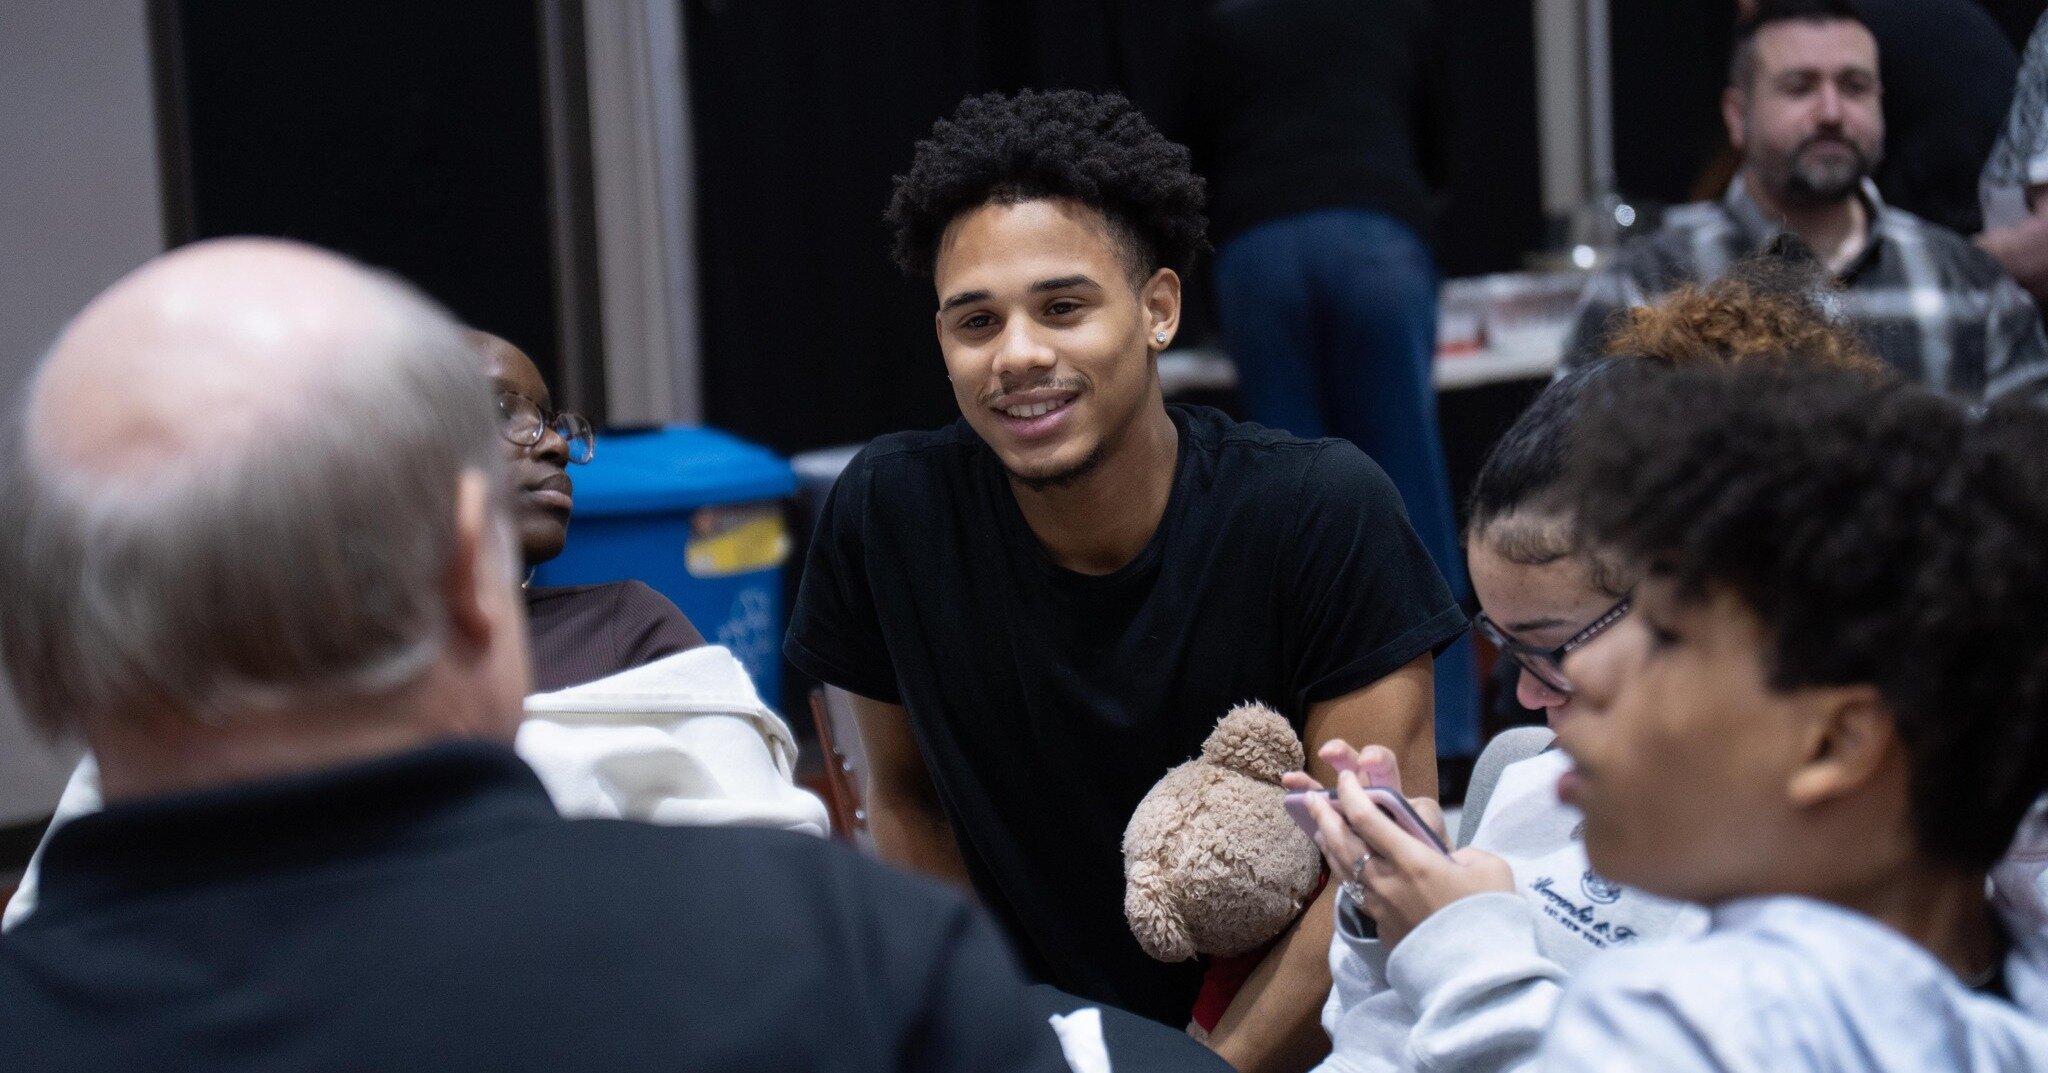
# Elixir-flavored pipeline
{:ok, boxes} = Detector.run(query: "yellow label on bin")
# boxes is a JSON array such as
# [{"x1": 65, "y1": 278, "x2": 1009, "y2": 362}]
[{"x1": 686, "y1": 506, "x2": 789, "y2": 578}]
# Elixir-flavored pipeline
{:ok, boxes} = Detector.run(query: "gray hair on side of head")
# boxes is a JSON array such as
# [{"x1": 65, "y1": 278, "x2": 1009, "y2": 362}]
[{"x1": 0, "y1": 269, "x2": 513, "y2": 737}]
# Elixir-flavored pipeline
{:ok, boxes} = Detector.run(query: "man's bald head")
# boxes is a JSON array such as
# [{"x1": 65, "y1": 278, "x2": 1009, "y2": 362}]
[
  {"x1": 33, "y1": 239, "x2": 450, "y2": 482},
  {"x1": 0, "y1": 238, "x2": 519, "y2": 742}
]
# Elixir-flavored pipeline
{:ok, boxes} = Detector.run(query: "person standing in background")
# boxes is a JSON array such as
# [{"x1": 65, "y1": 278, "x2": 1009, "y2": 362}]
[
  {"x1": 1978, "y1": 11, "x2": 2048, "y2": 306},
  {"x1": 1699, "y1": 0, "x2": 2015, "y2": 237},
  {"x1": 1186, "y1": 0, "x2": 1479, "y2": 763}
]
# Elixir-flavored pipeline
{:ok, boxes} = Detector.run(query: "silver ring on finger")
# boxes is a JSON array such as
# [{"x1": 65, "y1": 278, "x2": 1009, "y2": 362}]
[{"x1": 1352, "y1": 851, "x2": 1372, "y2": 886}]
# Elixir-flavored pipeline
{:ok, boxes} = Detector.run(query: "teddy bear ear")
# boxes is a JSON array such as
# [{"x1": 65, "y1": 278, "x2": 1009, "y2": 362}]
[
  {"x1": 1199, "y1": 702, "x2": 1303, "y2": 783},
  {"x1": 1125, "y1": 860, "x2": 1197, "y2": 963}
]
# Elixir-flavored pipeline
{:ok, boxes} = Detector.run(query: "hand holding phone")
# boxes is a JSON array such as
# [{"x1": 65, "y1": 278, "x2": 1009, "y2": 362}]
[
  {"x1": 1283, "y1": 787, "x2": 1450, "y2": 856},
  {"x1": 1282, "y1": 750, "x2": 1511, "y2": 949}
]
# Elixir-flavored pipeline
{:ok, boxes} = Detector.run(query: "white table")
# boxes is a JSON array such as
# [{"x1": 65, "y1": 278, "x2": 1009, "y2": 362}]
[{"x1": 1158, "y1": 338, "x2": 1562, "y2": 399}]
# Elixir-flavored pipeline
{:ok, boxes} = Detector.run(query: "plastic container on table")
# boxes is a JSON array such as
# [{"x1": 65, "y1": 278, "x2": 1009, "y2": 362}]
[{"x1": 532, "y1": 425, "x2": 796, "y2": 709}]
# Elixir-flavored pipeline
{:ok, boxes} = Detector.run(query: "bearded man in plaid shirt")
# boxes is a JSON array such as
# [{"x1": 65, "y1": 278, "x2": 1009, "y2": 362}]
[{"x1": 1565, "y1": 0, "x2": 2048, "y2": 402}]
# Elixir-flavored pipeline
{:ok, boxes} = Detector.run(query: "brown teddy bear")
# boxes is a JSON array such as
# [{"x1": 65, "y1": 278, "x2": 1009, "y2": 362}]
[{"x1": 1122, "y1": 702, "x2": 1324, "y2": 969}]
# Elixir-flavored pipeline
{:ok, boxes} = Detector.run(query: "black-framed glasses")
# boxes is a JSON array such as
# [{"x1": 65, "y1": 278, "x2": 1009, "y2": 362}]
[
  {"x1": 1475, "y1": 594, "x2": 1632, "y2": 696},
  {"x1": 495, "y1": 392, "x2": 595, "y2": 464}
]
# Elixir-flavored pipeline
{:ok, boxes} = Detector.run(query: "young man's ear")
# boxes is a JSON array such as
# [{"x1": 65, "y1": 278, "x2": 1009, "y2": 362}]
[
  {"x1": 1785, "y1": 684, "x2": 1896, "y2": 809},
  {"x1": 1721, "y1": 85, "x2": 1750, "y2": 155},
  {"x1": 1142, "y1": 267, "x2": 1182, "y2": 350}
]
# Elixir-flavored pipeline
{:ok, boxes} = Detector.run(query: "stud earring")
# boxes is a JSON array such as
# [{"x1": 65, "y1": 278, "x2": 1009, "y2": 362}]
[{"x1": 1155, "y1": 331, "x2": 1168, "y2": 344}]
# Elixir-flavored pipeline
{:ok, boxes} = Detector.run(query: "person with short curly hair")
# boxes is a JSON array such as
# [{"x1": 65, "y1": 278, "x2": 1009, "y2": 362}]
[
  {"x1": 789, "y1": 89, "x2": 1468, "y2": 1069},
  {"x1": 1295, "y1": 248, "x2": 1886, "y2": 1073},
  {"x1": 1533, "y1": 364, "x2": 2048, "y2": 1069},
  {"x1": 884, "y1": 90, "x2": 1208, "y2": 286}
]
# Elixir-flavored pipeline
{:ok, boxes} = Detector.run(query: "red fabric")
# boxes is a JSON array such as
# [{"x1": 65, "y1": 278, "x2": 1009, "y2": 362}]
[{"x1": 1188, "y1": 870, "x2": 1331, "y2": 1032}]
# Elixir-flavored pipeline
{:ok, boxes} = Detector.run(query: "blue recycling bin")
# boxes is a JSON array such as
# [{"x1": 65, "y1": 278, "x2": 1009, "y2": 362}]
[{"x1": 531, "y1": 425, "x2": 796, "y2": 709}]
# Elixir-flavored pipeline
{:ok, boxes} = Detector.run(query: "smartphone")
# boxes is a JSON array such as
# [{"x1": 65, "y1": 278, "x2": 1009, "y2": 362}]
[{"x1": 1283, "y1": 787, "x2": 1450, "y2": 855}]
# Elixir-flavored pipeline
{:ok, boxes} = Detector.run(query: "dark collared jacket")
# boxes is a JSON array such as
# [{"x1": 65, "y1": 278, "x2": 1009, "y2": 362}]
[{"x1": 0, "y1": 743, "x2": 1069, "y2": 1073}]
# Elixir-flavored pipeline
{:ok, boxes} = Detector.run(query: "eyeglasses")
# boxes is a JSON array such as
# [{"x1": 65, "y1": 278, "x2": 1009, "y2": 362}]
[
  {"x1": 495, "y1": 392, "x2": 594, "y2": 464},
  {"x1": 1475, "y1": 594, "x2": 1632, "y2": 696}
]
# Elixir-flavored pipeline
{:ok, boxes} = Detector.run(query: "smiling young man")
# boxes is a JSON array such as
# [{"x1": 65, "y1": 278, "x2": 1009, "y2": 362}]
[{"x1": 786, "y1": 90, "x2": 1467, "y2": 1071}]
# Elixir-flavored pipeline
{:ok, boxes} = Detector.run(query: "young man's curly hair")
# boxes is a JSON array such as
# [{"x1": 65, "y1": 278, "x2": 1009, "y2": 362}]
[
  {"x1": 1567, "y1": 365, "x2": 2048, "y2": 871},
  {"x1": 885, "y1": 89, "x2": 1208, "y2": 281}
]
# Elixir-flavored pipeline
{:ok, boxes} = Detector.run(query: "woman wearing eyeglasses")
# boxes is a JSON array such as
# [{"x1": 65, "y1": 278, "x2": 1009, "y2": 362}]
[
  {"x1": 470, "y1": 331, "x2": 704, "y2": 693},
  {"x1": 1293, "y1": 259, "x2": 1891, "y2": 1073},
  {"x1": 1284, "y1": 363, "x2": 1706, "y2": 1073}
]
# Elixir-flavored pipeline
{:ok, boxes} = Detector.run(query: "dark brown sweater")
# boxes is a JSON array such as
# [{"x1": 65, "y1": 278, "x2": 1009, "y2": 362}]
[{"x1": 523, "y1": 580, "x2": 703, "y2": 694}]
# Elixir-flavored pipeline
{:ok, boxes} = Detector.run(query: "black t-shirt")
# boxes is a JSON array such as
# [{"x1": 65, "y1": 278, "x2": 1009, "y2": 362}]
[{"x1": 786, "y1": 404, "x2": 1466, "y2": 1025}]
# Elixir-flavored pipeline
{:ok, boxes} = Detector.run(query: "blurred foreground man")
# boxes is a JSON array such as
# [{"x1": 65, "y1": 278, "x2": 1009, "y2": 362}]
[
  {"x1": 0, "y1": 239, "x2": 1076, "y2": 1073},
  {"x1": 1566, "y1": 0, "x2": 2048, "y2": 401}
]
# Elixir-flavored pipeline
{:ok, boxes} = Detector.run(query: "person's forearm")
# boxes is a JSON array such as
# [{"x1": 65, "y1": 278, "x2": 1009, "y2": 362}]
[
  {"x1": 1207, "y1": 881, "x2": 1337, "y2": 1073},
  {"x1": 868, "y1": 790, "x2": 975, "y2": 891}
]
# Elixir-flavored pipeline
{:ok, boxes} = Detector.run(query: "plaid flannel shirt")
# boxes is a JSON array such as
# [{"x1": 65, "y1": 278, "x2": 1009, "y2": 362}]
[{"x1": 1563, "y1": 177, "x2": 2048, "y2": 402}]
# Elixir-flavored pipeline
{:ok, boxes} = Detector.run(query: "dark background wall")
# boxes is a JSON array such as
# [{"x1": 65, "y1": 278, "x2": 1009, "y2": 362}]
[
  {"x1": 1611, "y1": 3, "x2": 1738, "y2": 209},
  {"x1": 161, "y1": 0, "x2": 564, "y2": 390}
]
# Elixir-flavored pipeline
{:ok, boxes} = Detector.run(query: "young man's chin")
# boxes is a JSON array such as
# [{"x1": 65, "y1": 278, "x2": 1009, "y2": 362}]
[{"x1": 1003, "y1": 444, "x2": 1105, "y2": 492}]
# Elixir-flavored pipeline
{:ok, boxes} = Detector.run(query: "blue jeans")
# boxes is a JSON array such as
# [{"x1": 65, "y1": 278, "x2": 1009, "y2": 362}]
[{"x1": 1213, "y1": 208, "x2": 1479, "y2": 758}]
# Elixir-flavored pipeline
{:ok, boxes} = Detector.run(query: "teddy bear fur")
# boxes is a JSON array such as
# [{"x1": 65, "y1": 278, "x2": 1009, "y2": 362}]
[{"x1": 1122, "y1": 702, "x2": 1324, "y2": 963}]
